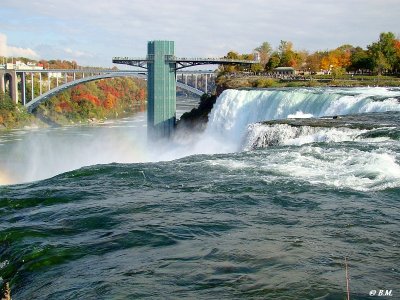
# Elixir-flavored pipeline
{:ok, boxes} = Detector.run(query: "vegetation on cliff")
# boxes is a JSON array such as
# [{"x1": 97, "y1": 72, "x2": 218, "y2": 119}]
[
  {"x1": 37, "y1": 77, "x2": 146, "y2": 125},
  {"x1": 0, "y1": 92, "x2": 40, "y2": 129}
]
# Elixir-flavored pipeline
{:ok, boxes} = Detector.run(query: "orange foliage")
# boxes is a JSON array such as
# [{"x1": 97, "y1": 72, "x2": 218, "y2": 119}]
[
  {"x1": 54, "y1": 102, "x2": 72, "y2": 112},
  {"x1": 137, "y1": 89, "x2": 146, "y2": 101},
  {"x1": 82, "y1": 94, "x2": 101, "y2": 106},
  {"x1": 98, "y1": 80, "x2": 120, "y2": 98},
  {"x1": 70, "y1": 85, "x2": 101, "y2": 106},
  {"x1": 320, "y1": 49, "x2": 351, "y2": 71},
  {"x1": 395, "y1": 40, "x2": 400, "y2": 55},
  {"x1": 103, "y1": 93, "x2": 117, "y2": 109}
]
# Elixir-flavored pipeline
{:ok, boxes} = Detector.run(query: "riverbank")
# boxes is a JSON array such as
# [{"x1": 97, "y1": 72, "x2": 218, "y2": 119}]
[
  {"x1": 0, "y1": 105, "x2": 146, "y2": 131},
  {"x1": 216, "y1": 74, "x2": 400, "y2": 90}
]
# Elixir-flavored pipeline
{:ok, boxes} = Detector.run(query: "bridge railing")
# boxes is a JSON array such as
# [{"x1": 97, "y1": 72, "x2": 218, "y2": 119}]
[
  {"x1": 112, "y1": 56, "x2": 258, "y2": 65},
  {"x1": 112, "y1": 57, "x2": 149, "y2": 61},
  {"x1": 168, "y1": 56, "x2": 258, "y2": 64}
]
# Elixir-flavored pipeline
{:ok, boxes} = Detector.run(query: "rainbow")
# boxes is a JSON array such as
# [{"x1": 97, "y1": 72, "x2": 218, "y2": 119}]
[{"x1": 0, "y1": 171, "x2": 14, "y2": 185}]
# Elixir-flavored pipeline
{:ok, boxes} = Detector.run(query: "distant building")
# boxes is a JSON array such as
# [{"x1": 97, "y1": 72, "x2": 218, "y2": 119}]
[
  {"x1": 5, "y1": 60, "x2": 43, "y2": 70},
  {"x1": 273, "y1": 67, "x2": 296, "y2": 75},
  {"x1": 252, "y1": 51, "x2": 261, "y2": 62}
]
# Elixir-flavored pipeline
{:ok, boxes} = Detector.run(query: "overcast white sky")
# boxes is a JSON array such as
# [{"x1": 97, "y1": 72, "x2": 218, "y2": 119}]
[{"x1": 0, "y1": 0, "x2": 399, "y2": 67}]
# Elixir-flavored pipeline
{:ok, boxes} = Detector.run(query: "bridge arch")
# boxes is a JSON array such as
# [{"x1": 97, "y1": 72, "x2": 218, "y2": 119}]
[
  {"x1": 0, "y1": 70, "x2": 18, "y2": 103},
  {"x1": 25, "y1": 72, "x2": 204, "y2": 112}
]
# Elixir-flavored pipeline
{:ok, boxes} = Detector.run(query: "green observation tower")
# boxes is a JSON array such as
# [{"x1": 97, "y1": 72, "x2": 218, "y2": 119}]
[
  {"x1": 112, "y1": 40, "x2": 256, "y2": 140},
  {"x1": 147, "y1": 41, "x2": 176, "y2": 139}
]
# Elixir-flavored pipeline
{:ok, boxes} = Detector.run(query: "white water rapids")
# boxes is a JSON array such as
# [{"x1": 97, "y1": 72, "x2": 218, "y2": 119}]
[{"x1": 204, "y1": 87, "x2": 400, "y2": 148}]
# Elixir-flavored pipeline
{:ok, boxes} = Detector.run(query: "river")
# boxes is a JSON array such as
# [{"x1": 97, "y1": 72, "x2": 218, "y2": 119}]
[{"x1": 1, "y1": 87, "x2": 400, "y2": 299}]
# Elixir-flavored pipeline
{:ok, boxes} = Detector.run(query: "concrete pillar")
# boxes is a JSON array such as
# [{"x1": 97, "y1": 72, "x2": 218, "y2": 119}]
[
  {"x1": 195, "y1": 74, "x2": 198, "y2": 89},
  {"x1": 73, "y1": 72, "x2": 76, "y2": 81},
  {"x1": 31, "y1": 73, "x2": 34, "y2": 101},
  {"x1": 11, "y1": 71, "x2": 18, "y2": 104},
  {"x1": 0, "y1": 71, "x2": 5, "y2": 94},
  {"x1": 205, "y1": 74, "x2": 208, "y2": 93},
  {"x1": 185, "y1": 74, "x2": 187, "y2": 85},
  {"x1": 48, "y1": 75, "x2": 51, "y2": 91},
  {"x1": 147, "y1": 40, "x2": 176, "y2": 139},
  {"x1": 56, "y1": 76, "x2": 59, "y2": 87},
  {"x1": 39, "y1": 72, "x2": 42, "y2": 95},
  {"x1": 2, "y1": 71, "x2": 19, "y2": 104},
  {"x1": 64, "y1": 73, "x2": 67, "y2": 84},
  {"x1": 21, "y1": 72, "x2": 26, "y2": 105}
]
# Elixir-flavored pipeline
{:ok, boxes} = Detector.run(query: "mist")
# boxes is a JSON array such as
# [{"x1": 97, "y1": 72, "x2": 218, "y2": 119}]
[{"x1": 0, "y1": 96, "x2": 235, "y2": 185}]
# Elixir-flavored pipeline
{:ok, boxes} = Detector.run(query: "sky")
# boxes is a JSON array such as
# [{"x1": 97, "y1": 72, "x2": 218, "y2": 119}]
[{"x1": 0, "y1": 0, "x2": 399, "y2": 67}]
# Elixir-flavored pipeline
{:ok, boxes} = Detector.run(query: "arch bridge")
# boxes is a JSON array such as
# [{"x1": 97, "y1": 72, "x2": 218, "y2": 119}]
[{"x1": 0, "y1": 68, "x2": 216, "y2": 112}]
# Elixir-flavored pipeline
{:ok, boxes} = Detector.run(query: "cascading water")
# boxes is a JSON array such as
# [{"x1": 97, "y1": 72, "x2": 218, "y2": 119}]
[{"x1": 203, "y1": 87, "x2": 400, "y2": 149}]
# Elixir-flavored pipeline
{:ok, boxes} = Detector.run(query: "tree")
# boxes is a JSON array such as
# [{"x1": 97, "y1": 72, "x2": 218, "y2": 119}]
[
  {"x1": 305, "y1": 51, "x2": 325, "y2": 72},
  {"x1": 373, "y1": 50, "x2": 390, "y2": 75},
  {"x1": 277, "y1": 40, "x2": 302, "y2": 68},
  {"x1": 225, "y1": 51, "x2": 240, "y2": 60},
  {"x1": 395, "y1": 39, "x2": 400, "y2": 72},
  {"x1": 251, "y1": 63, "x2": 264, "y2": 73},
  {"x1": 320, "y1": 46, "x2": 352, "y2": 72},
  {"x1": 266, "y1": 52, "x2": 280, "y2": 70},
  {"x1": 368, "y1": 32, "x2": 398, "y2": 74},
  {"x1": 254, "y1": 41, "x2": 272, "y2": 66},
  {"x1": 349, "y1": 47, "x2": 372, "y2": 73}
]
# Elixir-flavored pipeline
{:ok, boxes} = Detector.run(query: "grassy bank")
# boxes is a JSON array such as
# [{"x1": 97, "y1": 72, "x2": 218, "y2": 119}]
[{"x1": 216, "y1": 74, "x2": 400, "y2": 90}]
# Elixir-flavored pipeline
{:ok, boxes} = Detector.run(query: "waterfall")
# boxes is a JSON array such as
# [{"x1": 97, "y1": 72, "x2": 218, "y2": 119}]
[{"x1": 203, "y1": 87, "x2": 400, "y2": 150}]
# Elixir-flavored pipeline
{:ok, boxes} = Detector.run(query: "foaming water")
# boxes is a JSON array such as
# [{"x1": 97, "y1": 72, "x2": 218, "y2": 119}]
[
  {"x1": 243, "y1": 123, "x2": 366, "y2": 149},
  {"x1": 204, "y1": 87, "x2": 400, "y2": 147}
]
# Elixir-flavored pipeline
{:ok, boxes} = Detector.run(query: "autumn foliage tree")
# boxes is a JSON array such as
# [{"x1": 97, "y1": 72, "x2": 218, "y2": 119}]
[
  {"x1": 41, "y1": 77, "x2": 147, "y2": 123},
  {"x1": 221, "y1": 32, "x2": 400, "y2": 75}
]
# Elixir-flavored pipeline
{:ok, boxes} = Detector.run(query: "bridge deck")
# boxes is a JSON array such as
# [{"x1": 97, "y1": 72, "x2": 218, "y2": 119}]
[{"x1": 112, "y1": 56, "x2": 257, "y2": 70}]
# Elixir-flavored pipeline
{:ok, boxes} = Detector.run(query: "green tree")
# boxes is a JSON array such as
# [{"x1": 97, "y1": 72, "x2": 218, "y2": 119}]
[
  {"x1": 349, "y1": 47, "x2": 372, "y2": 73},
  {"x1": 331, "y1": 67, "x2": 345, "y2": 79},
  {"x1": 368, "y1": 32, "x2": 398, "y2": 74},
  {"x1": 251, "y1": 63, "x2": 264, "y2": 73},
  {"x1": 278, "y1": 40, "x2": 300, "y2": 67},
  {"x1": 225, "y1": 51, "x2": 240, "y2": 60},
  {"x1": 266, "y1": 52, "x2": 281, "y2": 71},
  {"x1": 254, "y1": 41, "x2": 272, "y2": 66},
  {"x1": 0, "y1": 92, "x2": 15, "y2": 110}
]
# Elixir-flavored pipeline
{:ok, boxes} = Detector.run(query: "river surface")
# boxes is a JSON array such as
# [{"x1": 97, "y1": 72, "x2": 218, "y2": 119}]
[{"x1": 1, "y1": 88, "x2": 400, "y2": 299}]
